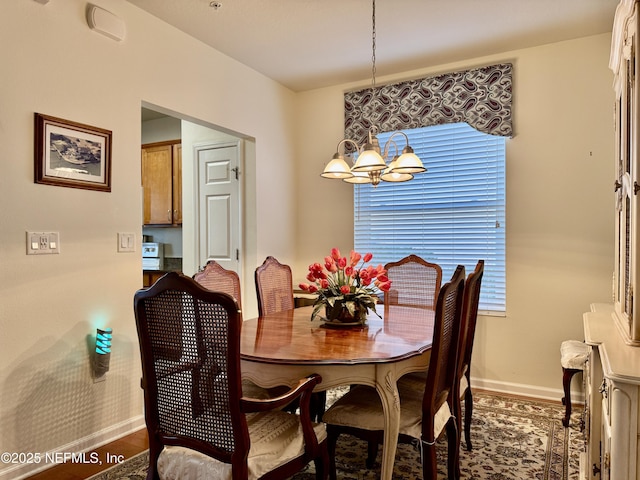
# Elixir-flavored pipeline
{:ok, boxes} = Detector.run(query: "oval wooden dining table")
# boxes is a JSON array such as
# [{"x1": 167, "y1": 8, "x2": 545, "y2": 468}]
[{"x1": 240, "y1": 304, "x2": 435, "y2": 480}]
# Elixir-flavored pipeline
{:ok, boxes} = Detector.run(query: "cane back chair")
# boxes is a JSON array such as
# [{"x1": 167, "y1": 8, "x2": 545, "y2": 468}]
[
  {"x1": 254, "y1": 256, "x2": 295, "y2": 316},
  {"x1": 384, "y1": 254, "x2": 443, "y2": 309},
  {"x1": 134, "y1": 272, "x2": 329, "y2": 480},
  {"x1": 322, "y1": 265, "x2": 466, "y2": 480},
  {"x1": 194, "y1": 260, "x2": 282, "y2": 401},
  {"x1": 454, "y1": 260, "x2": 484, "y2": 452},
  {"x1": 255, "y1": 256, "x2": 326, "y2": 421},
  {"x1": 193, "y1": 260, "x2": 243, "y2": 311}
]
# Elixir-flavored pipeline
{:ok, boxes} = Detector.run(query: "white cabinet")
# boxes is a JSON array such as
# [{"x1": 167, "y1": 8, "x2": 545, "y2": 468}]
[
  {"x1": 583, "y1": 304, "x2": 640, "y2": 480},
  {"x1": 582, "y1": 2, "x2": 640, "y2": 479},
  {"x1": 612, "y1": 0, "x2": 640, "y2": 345}
]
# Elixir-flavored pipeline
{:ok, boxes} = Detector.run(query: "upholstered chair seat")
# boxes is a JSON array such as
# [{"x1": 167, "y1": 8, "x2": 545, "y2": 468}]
[
  {"x1": 560, "y1": 340, "x2": 589, "y2": 370},
  {"x1": 158, "y1": 410, "x2": 327, "y2": 480},
  {"x1": 322, "y1": 381, "x2": 451, "y2": 445}
]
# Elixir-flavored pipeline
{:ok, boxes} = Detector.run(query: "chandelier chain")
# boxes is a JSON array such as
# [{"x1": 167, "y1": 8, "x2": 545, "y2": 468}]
[
  {"x1": 320, "y1": 0, "x2": 425, "y2": 185},
  {"x1": 371, "y1": 0, "x2": 376, "y2": 91}
]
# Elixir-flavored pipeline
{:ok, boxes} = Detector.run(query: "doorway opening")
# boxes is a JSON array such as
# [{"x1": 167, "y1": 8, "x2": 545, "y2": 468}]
[{"x1": 141, "y1": 104, "x2": 250, "y2": 283}]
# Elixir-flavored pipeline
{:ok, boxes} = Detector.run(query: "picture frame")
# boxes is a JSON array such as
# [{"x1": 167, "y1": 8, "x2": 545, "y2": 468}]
[{"x1": 34, "y1": 113, "x2": 112, "y2": 192}]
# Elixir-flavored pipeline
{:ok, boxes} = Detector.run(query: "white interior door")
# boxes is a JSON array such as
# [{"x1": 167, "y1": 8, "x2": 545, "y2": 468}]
[{"x1": 196, "y1": 142, "x2": 241, "y2": 274}]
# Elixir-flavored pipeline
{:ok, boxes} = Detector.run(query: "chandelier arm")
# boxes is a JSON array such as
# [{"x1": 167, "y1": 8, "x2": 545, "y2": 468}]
[
  {"x1": 336, "y1": 138, "x2": 362, "y2": 156},
  {"x1": 380, "y1": 138, "x2": 399, "y2": 159},
  {"x1": 386, "y1": 131, "x2": 410, "y2": 150}
]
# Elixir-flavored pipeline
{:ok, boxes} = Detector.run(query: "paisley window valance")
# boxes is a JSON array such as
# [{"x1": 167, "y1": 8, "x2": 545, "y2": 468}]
[{"x1": 344, "y1": 63, "x2": 513, "y2": 146}]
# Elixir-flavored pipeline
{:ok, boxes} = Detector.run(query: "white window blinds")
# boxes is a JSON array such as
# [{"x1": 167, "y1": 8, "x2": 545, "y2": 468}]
[{"x1": 354, "y1": 122, "x2": 506, "y2": 313}]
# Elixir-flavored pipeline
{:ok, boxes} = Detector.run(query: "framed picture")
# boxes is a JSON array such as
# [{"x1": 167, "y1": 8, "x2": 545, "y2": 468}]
[{"x1": 34, "y1": 113, "x2": 112, "y2": 192}]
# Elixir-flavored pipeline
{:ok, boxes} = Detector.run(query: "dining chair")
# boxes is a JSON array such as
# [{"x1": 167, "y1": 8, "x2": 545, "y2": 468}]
[
  {"x1": 255, "y1": 256, "x2": 295, "y2": 316},
  {"x1": 384, "y1": 254, "x2": 443, "y2": 309},
  {"x1": 194, "y1": 260, "x2": 283, "y2": 401},
  {"x1": 560, "y1": 339, "x2": 588, "y2": 428},
  {"x1": 401, "y1": 261, "x2": 484, "y2": 453},
  {"x1": 398, "y1": 259, "x2": 484, "y2": 476},
  {"x1": 322, "y1": 265, "x2": 466, "y2": 480},
  {"x1": 193, "y1": 260, "x2": 243, "y2": 311},
  {"x1": 454, "y1": 260, "x2": 484, "y2": 452},
  {"x1": 255, "y1": 255, "x2": 326, "y2": 421},
  {"x1": 133, "y1": 272, "x2": 329, "y2": 480}
]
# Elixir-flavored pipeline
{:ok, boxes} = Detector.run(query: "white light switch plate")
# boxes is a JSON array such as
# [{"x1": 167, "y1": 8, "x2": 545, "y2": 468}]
[
  {"x1": 26, "y1": 232, "x2": 60, "y2": 255},
  {"x1": 117, "y1": 232, "x2": 135, "y2": 252}
]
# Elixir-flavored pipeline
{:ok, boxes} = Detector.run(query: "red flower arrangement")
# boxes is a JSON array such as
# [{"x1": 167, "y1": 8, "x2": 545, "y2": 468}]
[{"x1": 299, "y1": 248, "x2": 391, "y2": 323}]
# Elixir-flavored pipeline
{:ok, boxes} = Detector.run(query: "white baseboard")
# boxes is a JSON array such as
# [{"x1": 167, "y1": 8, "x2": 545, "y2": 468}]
[
  {"x1": 1, "y1": 415, "x2": 145, "y2": 480},
  {"x1": 472, "y1": 376, "x2": 585, "y2": 404}
]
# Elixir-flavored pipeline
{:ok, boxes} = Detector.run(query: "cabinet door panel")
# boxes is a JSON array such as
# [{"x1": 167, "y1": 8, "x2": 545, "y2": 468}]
[
  {"x1": 612, "y1": 4, "x2": 640, "y2": 344},
  {"x1": 172, "y1": 144, "x2": 182, "y2": 225},
  {"x1": 142, "y1": 144, "x2": 173, "y2": 225}
]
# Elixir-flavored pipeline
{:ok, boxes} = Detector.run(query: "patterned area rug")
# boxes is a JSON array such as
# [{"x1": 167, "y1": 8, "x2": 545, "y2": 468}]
[{"x1": 88, "y1": 390, "x2": 584, "y2": 480}]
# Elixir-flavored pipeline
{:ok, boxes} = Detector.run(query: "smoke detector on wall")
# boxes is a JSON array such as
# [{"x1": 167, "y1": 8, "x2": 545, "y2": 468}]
[{"x1": 86, "y1": 3, "x2": 126, "y2": 42}]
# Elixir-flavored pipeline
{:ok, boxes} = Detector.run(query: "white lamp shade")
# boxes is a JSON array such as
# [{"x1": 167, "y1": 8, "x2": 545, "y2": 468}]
[
  {"x1": 352, "y1": 145, "x2": 386, "y2": 172},
  {"x1": 343, "y1": 171, "x2": 373, "y2": 184},
  {"x1": 380, "y1": 156, "x2": 412, "y2": 182},
  {"x1": 392, "y1": 151, "x2": 426, "y2": 174},
  {"x1": 321, "y1": 155, "x2": 353, "y2": 179}
]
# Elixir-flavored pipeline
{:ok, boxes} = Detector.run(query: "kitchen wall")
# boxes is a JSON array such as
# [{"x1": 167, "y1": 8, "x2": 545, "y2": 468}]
[
  {"x1": 295, "y1": 33, "x2": 615, "y2": 398},
  {"x1": 141, "y1": 114, "x2": 183, "y2": 261},
  {"x1": 0, "y1": 1, "x2": 296, "y2": 478}
]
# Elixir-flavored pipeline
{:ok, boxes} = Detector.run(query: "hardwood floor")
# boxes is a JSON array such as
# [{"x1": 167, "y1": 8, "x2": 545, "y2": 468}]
[{"x1": 25, "y1": 429, "x2": 148, "y2": 480}]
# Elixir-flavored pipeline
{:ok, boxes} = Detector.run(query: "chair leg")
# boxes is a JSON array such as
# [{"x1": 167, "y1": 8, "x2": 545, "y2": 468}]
[
  {"x1": 326, "y1": 426, "x2": 339, "y2": 480},
  {"x1": 283, "y1": 397, "x2": 300, "y2": 414},
  {"x1": 453, "y1": 392, "x2": 463, "y2": 479},
  {"x1": 562, "y1": 368, "x2": 579, "y2": 428},
  {"x1": 464, "y1": 384, "x2": 473, "y2": 451},
  {"x1": 312, "y1": 390, "x2": 327, "y2": 422},
  {"x1": 147, "y1": 440, "x2": 162, "y2": 480},
  {"x1": 446, "y1": 417, "x2": 460, "y2": 480},
  {"x1": 365, "y1": 440, "x2": 378, "y2": 469},
  {"x1": 313, "y1": 444, "x2": 330, "y2": 480},
  {"x1": 421, "y1": 440, "x2": 438, "y2": 480}
]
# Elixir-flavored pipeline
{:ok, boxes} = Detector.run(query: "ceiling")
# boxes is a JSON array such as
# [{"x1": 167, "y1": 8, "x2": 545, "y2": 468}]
[{"x1": 127, "y1": 0, "x2": 618, "y2": 92}]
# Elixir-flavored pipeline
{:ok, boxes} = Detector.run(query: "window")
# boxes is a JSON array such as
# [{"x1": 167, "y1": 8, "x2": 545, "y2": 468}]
[{"x1": 354, "y1": 122, "x2": 506, "y2": 313}]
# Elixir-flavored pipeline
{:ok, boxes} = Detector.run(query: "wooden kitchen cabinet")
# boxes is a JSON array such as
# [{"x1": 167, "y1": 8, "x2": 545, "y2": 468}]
[
  {"x1": 143, "y1": 270, "x2": 165, "y2": 288},
  {"x1": 142, "y1": 140, "x2": 182, "y2": 225}
]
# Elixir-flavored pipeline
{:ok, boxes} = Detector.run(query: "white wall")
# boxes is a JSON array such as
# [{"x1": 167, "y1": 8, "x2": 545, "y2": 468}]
[
  {"x1": 0, "y1": 1, "x2": 296, "y2": 478},
  {"x1": 0, "y1": 0, "x2": 616, "y2": 477},
  {"x1": 295, "y1": 33, "x2": 615, "y2": 398}
]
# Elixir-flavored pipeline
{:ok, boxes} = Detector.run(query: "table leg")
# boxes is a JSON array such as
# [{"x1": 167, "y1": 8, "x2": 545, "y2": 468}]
[{"x1": 376, "y1": 365, "x2": 401, "y2": 480}]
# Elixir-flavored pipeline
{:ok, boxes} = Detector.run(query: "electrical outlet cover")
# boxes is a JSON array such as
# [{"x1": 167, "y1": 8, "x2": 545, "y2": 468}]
[{"x1": 26, "y1": 232, "x2": 60, "y2": 255}]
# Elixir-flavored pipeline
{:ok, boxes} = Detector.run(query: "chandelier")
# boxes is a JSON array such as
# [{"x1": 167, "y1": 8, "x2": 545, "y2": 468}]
[{"x1": 321, "y1": 0, "x2": 426, "y2": 187}]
